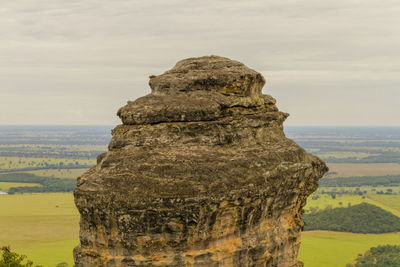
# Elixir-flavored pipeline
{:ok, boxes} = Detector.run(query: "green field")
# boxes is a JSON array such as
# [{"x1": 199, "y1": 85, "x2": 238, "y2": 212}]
[
  {"x1": 0, "y1": 182, "x2": 41, "y2": 192},
  {"x1": 368, "y1": 194, "x2": 400, "y2": 214},
  {"x1": 299, "y1": 231, "x2": 400, "y2": 267},
  {"x1": 305, "y1": 192, "x2": 400, "y2": 217},
  {"x1": 1, "y1": 193, "x2": 400, "y2": 266},
  {"x1": 0, "y1": 193, "x2": 79, "y2": 266},
  {"x1": 0, "y1": 156, "x2": 95, "y2": 170},
  {"x1": 301, "y1": 192, "x2": 400, "y2": 265},
  {"x1": 19, "y1": 168, "x2": 89, "y2": 179}
]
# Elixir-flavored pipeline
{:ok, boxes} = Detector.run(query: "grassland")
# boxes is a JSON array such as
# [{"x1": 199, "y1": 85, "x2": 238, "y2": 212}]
[
  {"x1": 0, "y1": 126, "x2": 106, "y2": 265},
  {"x1": 0, "y1": 193, "x2": 79, "y2": 266},
  {"x1": 1, "y1": 126, "x2": 399, "y2": 266},
  {"x1": 302, "y1": 192, "x2": 400, "y2": 265},
  {"x1": 0, "y1": 191, "x2": 398, "y2": 267},
  {"x1": 306, "y1": 194, "x2": 366, "y2": 210},
  {"x1": 305, "y1": 193, "x2": 400, "y2": 217},
  {"x1": 299, "y1": 231, "x2": 400, "y2": 267},
  {"x1": 367, "y1": 194, "x2": 400, "y2": 214},
  {"x1": 0, "y1": 182, "x2": 41, "y2": 192},
  {"x1": 17, "y1": 239, "x2": 78, "y2": 267},
  {"x1": 326, "y1": 163, "x2": 400, "y2": 177},
  {"x1": 20, "y1": 168, "x2": 89, "y2": 178},
  {"x1": 0, "y1": 156, "x2": 95, "y2": 170}
]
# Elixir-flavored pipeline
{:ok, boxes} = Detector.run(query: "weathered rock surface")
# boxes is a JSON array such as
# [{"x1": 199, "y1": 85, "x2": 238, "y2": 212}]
[{"x1": 74, "y1": 55, "x2": 328, "y2": 267}]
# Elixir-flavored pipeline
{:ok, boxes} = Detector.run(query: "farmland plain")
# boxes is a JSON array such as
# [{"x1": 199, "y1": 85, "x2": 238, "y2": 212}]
[
  {"x1": 0, "y1": 193, "x2": 78, "y2": 266},
  {"x1": 305, "y1": 192, "x2": 400, "y2": 217},
  {"x1": 1, "y1": 126, "x2": 400, "y2": 266},
  {"x1": 299, "y1": 231, "x2": 400, "y2": 267},
  {"x1": 0, "y1": 182, "x2": 41, "y2": 192},
  {"x1": 326, "y1": 163, "x2": 400, "y2": 177},
  {"x1": 20, "y1": 168, "x2": 89, "y2": 179},
  {"x1": 0, "y1": 156, "x2": 95, "y2": 170},
  {"x1": 1, "y1": 191, "x2": 400, "y2": 266}
]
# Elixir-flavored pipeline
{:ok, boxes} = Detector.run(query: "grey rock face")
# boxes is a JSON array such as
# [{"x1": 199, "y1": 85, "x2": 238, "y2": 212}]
[
  {"x1": 74, "y1": 55, "x2": 327, "y2": 267},
  {"x1": 148, "y1": 56, "x2": 265, "y2": 96}
]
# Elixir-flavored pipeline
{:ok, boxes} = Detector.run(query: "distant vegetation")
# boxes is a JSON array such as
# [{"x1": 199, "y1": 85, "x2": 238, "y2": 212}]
[
  {"x1": 348, "y1": 245, "x2": 400, "y2": 267},
  {"x1": 285, "y1": 126, "x2": 400, "y2": 163},
  {"x1": 0, "y1": 126, "x2": 108, "y2": 173},
  {"x1": 0, "y1": 156, "x2": 95, "y2": 172},
  {"x1": 303, "y1": 203, "x2": 400, "y2": 233},
  {"x1": 0, "y1": 173, "x2": 76, "y2": 194},
  {"x1": 0, "y1": 125, "x2": 111, "y2": 146},
  {"x1": 319, "y1": 175, "x2": 400, "y2": 187}
]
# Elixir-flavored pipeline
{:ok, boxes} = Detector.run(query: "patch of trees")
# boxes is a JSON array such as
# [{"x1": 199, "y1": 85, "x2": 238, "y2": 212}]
[
  {"x1": 303, "y1": 203, "x2": 400, "y2": 233},
  {"x1": 0, "y1": 246, "x2": 41, "y2": 267},
  {"x1": 0, "y1": 246, "x2": 69, "y2": 267},
  {"x1": 319, "y1": 175, "x2": 400, "y2": 187},
  {"x1": 317, "y1": 189, "x2": 368, "y2": 197},
  {"x1": 0, "y1": 173, "x2": 76, "y2": 194},
  {"x1": 347, "y1": 245, "x2": 400, "y2": 267},
  {"x1": 315, "y1": 188, "x2": 398, "y2": 197}
]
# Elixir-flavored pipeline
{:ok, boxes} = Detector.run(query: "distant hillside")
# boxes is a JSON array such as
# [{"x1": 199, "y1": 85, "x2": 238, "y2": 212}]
[
  {"x1": 303, "y1": 203, "x2": 400, "y2": 233},
  {"x1": 349, "y1": 245, "x2": 400, "y2": 267}
]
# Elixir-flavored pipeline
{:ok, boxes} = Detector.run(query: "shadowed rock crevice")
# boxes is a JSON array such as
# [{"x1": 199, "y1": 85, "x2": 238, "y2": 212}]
[{"x1": 74, "y1": 55, "x2": 327, "y2": 267}]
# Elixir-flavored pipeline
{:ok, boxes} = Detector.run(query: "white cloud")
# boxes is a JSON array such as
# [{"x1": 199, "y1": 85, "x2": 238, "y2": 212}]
[{"x1": 0, "y1": 0, "x2": 399, "y2": 125}]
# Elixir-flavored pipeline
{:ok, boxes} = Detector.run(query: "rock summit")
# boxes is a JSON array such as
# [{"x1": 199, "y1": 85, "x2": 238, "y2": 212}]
[{"x1": 74, "y1": 56, "x2": 327, "y2": 267}]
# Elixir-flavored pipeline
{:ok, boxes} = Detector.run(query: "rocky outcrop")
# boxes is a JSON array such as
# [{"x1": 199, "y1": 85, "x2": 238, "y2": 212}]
[{"x1": 73, "y1": 56, "x2": 327, "y2": 267}]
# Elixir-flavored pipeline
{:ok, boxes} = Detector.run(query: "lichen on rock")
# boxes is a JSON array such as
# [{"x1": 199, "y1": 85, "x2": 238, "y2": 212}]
[{"x1": 73, "y1": 55, "x2": 328, "y2": 267}]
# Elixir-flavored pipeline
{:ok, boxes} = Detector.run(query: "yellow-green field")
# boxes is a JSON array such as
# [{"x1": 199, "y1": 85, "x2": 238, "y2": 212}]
[
  {"x1": 0, "y1": 156, "x2": 95, "y2": 170},
  {"x1": 19, "y1": 168, "x2": 89, "y2": 178},
  {"x1": 301, "y1": 192, "x2": 400, "y2": 265},
  {"x1": 0, "y1": 193, "x2": 79, "y2": 266},
  {"x1": 367, "y1": 194, "x2": 400, "y2": 214},
  {"x1": 1, "y1": 192, "x2": 400, "y2": 266},
  {"x1": 327, "y1": 163, "x2": 400, "y2": 177},
  {"x1": 299, "y1": 231, "x2": 400, "y2": 267},
  {"x1": 305, "y1": 193, "x2": 400, "y2": 217},
  {"x1": 0, "y1": 182, "x2": 41, "y2": 192}
]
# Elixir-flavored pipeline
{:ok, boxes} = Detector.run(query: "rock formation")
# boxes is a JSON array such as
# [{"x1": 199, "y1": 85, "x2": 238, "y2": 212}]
[{"x1": 73, "y1": 56, "x2": 328, "y2": 267}]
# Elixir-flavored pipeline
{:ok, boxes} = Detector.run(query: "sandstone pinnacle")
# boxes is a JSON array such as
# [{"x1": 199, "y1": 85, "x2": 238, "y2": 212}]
[{"x1": 74, "y1": 55, "x2": 328, "y2": 267}]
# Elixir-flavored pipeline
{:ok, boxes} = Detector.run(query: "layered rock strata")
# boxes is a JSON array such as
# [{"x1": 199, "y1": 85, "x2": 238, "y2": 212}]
[{"x1": 73, "y1": 56, "x2": 327, "y2": 267}]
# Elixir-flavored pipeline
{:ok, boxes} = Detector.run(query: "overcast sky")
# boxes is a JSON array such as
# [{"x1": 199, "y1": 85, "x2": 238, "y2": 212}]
[{"x1": 1, "y1": 0, "x2": 399, "y2": 126}]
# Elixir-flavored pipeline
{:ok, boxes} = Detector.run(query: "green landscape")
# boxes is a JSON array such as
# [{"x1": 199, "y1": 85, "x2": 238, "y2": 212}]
[
  {"x1": 0, "y1": 126, "x2": 108, "y2": 266},
  {"x1": 1, "y1": 126, "x2": 400, "y2": 266}
]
